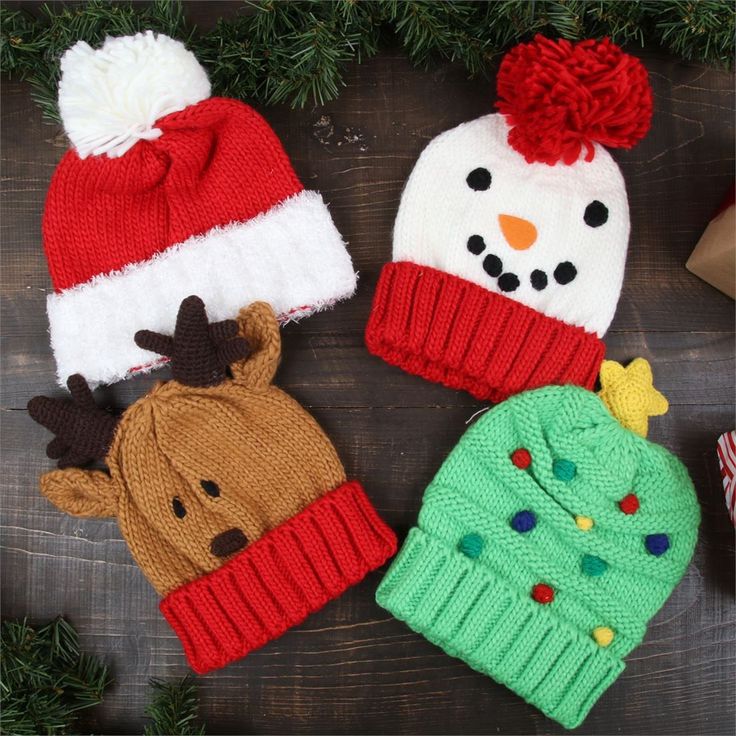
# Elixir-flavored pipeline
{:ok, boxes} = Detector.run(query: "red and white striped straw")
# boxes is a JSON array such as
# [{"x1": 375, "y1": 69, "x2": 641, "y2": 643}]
[{"x1": 716, "y1": 430, "x2": 736, "y2": 524}]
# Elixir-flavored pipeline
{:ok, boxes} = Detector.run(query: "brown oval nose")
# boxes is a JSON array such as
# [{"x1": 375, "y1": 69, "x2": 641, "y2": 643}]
[
  {"x1": 210, "y1": 528, "x2": 248, "y2": 558},
  {"x1": 498, "y1": 214, "x2": 538, "y2": 250}
]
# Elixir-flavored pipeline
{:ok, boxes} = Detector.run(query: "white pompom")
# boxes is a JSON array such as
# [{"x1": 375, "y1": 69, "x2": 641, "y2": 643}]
[{"x1": 58, "y1": 31, "x2": 211, "y2": 159}]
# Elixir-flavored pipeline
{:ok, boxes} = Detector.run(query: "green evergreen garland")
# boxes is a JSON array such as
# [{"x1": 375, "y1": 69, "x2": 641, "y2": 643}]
[
  {"x1": 0, "y1": 618, "x2": 205, "y2": 736},
  {"x1": 0, "y1": 617, "x2": 111, "y2": 735},
  {"x1": 1, "y1": 0, "x2": 734, "y2": 123}
]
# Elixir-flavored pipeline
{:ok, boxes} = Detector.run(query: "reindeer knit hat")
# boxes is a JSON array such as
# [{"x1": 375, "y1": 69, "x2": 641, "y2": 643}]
[
  {"x1": 43, "y1": 31, "x2": 357, "y2": 388},
  {"x1": 28, "y1": 297, "x2": 396, "y2": 674},
  {"x1": 376, "y1": 383, "x2": 699, "y2": 729},
  {"x1": 366, "y1": 36, "x2": 653, "y2": 402}
]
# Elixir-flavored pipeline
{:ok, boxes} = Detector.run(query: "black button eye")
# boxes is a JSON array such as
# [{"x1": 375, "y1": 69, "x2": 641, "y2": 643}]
[
  {"x1": 584, "y1": 200, "x2": 608, "y2": 227},
  {"x1": 200, "y1": 480, "x2": 220, "y2": 498},
  {"x1": 172, "y1": 497, "x2": 186, "y2": 519},
  {"x1": 466, "y1": 167, "x2": 492, "y2": 191}
]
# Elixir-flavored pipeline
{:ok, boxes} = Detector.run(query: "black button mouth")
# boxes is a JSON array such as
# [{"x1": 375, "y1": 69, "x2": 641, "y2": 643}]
[
  {"x1": 554, "y1": 261, "x2": 577, "y2": 285},
  {"x1": 467, "y1": 234, "x2": 576, "y2": 294},
  {"x1": 210, "y1": 528, "x2": 248, "y2": 558},
  {"x1": 531, "y1": 269, "x2": 548, "y2": 291},
  {"x1": 483, "y1": 253, "x2": 503, "y2": 277},
  {"x1": 498, "y1": 272, "x2": 520, "y2": 292}
]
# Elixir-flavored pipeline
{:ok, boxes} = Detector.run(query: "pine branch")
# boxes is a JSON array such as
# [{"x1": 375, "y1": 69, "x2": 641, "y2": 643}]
[
  {"x1": 384, "y1": 1, "x2": 498, "y2": 76},
  {"x1": 1, "y1": 0, "x2": 734, "y2": 125},
  {"x1": 0, "y1": 618, "x2": 209, "y2": 735},
  {"x1": 0, "y1": 617, "x2": 112, "y2": 735},
  {"x1": 196, "y1": 1, "x2": 383, "y2": 108},
  {"x1": 144, "y1": 677, "x2": 205, "y2": 736},
  {"x1": 649, "y1": 0, "x2": 736, "y2": 67}
]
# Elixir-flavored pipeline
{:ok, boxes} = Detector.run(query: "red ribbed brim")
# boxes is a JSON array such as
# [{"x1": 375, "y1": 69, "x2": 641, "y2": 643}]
[
  {"x1": 365, "y1": 262, "x2": 605, "y2": 403},
  {"x1": 160, "y1": 481, "x2": 397, "y2": 674}
]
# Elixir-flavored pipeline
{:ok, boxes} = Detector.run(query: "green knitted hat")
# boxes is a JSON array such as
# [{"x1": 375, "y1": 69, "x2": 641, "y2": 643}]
[{"x1": 376, "y1": 385, "x2": 699, "y2": 729}]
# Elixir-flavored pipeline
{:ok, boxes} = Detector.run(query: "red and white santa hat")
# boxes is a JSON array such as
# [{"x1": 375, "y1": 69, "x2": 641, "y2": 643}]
[
  {"x1": 43, "y1": 31, "x2": 357, "y2": 387},
  {"x1": 366, "y1": 36, "x2": 653, "y2": 402}
]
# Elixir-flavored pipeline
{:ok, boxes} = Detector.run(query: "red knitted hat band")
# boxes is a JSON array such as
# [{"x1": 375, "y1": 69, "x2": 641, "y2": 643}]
[
  {"x1": 365, "y1": 262, "x2": 605, "y2": 403},
  {"x1": 160, "y1": 481, "x2": 397, "y2": 674}
]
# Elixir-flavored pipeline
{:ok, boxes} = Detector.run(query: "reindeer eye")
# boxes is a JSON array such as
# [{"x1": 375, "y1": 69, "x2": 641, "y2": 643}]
[
  {"x1": 200, "y1": 480, "x2": 220, "y2": 498},
  {"x1": 172, "y1": 497, "x2": 186, "y2": 519}
]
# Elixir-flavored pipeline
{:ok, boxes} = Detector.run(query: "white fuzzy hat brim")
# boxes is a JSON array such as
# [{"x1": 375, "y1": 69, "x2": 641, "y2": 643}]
[{"x1": 47, "y1": 191, "x2": 357, "y2": 387}]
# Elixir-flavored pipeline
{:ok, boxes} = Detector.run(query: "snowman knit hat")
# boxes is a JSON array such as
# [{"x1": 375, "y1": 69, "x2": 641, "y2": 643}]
[
  {"x1": 42, "y1": 31, "x2": 357, "y2": 388},
  {"x1": 366, "y1": 36, "x2": 653, "y2": 402},
  {"x1": 376, "y1": 384, "x2": 699, "y2": 729}
]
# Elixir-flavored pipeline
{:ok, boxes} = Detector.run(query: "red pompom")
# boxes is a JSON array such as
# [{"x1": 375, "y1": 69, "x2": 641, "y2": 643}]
[
  {"x1": 619, "y1": 493, "x2": 640, "y2": 515},
  {"x1": 496, "y1": 35, "x2": 653, "y2": 166},
  {"x1": 511, "y1": 448, "x2": 532, "y2": 469},
  {"x1": 532, "y1": 583, "x2": 555, "y2": 605}
]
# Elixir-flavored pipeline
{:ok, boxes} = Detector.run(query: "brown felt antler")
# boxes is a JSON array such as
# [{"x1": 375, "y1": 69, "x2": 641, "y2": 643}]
[
  {"x1": 134, "y1": 295, "x2": 250, "y2": 387},
  {"x1": 27, "y1": 374, "x2": 120, "y2": 468}
]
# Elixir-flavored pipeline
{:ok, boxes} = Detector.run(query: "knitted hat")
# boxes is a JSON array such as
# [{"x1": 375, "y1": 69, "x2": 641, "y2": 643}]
[
  {"x1": 28, "y1": 297, "x2": 396, "y2": 674},
  {"x1": 43, "y1": 31, "x2": 357, "y2": 388},
  {"x1": 365, "y1": 36, "x2": 653, "y2": 402},
  {"x1": 376, "y1": 384, "x2": 699, "y2": 729}
]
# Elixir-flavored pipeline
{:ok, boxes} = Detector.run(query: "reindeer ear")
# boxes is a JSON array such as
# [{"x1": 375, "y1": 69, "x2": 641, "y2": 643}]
[
  {"x1": 231, "y1": 302, "x2": 281, "y2": 388},
  {"x1": 40, "y1": 468, "x2": 118, "y2": 518}
]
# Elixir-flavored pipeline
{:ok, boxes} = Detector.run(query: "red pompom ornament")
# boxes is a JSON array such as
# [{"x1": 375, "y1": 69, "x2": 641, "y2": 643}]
[{"x1": 496, "y1": 35, "x2": 653, "y2": 166}]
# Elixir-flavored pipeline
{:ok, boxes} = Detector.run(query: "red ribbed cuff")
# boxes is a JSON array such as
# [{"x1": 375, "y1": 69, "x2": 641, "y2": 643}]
[
  {"x1": 365, "y1": 262, "x2": 605, "y2": 402},
  {"x1": 160, "y1": 481, "x2": 397, "y2": 674}
]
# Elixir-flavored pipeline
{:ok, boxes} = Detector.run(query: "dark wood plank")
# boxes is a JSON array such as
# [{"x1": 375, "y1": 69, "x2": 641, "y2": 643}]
[
  {"x1": 1, "y1": 8, "x2": 734, "y2": 734},
  {"x1": 3, "y1": 321, "x2": 734, "y2": 409}
]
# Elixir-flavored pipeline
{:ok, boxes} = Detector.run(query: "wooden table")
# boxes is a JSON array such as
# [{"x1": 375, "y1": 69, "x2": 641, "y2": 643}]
[{"x1": 2, "y1": 29, "x2": 734, "y2": 736}]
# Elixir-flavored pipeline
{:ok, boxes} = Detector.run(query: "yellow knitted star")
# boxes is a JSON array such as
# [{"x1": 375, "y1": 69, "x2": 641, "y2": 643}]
[{"x1": 597, "y1": 358, "x2": 668, "y2": 438}]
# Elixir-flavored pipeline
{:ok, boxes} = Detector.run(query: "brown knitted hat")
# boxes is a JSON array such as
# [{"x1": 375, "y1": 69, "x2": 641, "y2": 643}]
[{"x1": 29, "y1": 297, "x2": 396, "y2": 673}]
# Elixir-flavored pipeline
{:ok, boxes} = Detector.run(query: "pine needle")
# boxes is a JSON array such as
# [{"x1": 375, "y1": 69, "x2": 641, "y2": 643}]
[
  {"x1": 0, "y1": 617, "x2": 112, "y2": 735},
  {"x1": 0, "y1": 618, "x2": 208, "y2": 735},
  {"x1": 143, "y1": 677, "x2": 205, "y2": 736}
]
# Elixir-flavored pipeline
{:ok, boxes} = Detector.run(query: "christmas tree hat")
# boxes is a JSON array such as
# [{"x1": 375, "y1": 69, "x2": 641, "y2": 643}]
[{"x1": 376, "y1": 365, "x2": 699, "y2": 729}]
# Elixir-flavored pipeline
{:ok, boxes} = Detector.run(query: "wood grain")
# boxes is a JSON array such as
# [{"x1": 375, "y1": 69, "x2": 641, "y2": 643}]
[{"x1": 1, "y1": 12, "x2": 734, "y2": 735}]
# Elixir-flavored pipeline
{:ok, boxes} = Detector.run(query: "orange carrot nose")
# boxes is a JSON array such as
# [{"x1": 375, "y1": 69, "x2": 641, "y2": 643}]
[{"x1": 498, "y1": 214, "x2": 538, "y2": 250}]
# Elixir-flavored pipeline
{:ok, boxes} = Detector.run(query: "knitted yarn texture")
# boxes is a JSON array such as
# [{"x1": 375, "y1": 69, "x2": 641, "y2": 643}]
[
  {"x1": 43, "y1": 32, "x2": 356, "y2": 388},
  {"x1": 376, "y1": 385, "x2": 699, "y2": 729},
  {"x1": 366, "y1": 36, "x2": 653, "y2": 402},
  {"x1": 598, "y1": 358, "x2": 669, "y2": 437},
  {"x1": 30, "y1": 299, "x2": 396, "y2": 673}
]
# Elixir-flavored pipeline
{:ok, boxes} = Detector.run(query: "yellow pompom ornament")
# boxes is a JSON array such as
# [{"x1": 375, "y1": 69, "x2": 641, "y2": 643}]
[
  {"x1": 592, "y1": 626, "x2": 615, "y2": 647},
  {"x1": 597, "y1": 358, "x2": 668, "y2": 438},
  {"x1": 575, "y1": 515, "x2": 595, "y2": 532}
]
